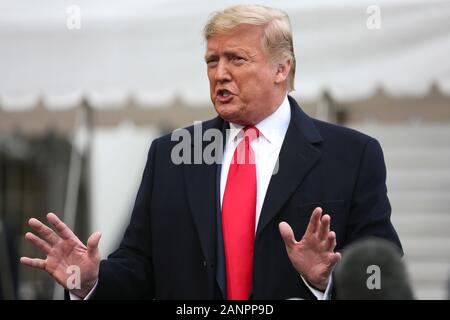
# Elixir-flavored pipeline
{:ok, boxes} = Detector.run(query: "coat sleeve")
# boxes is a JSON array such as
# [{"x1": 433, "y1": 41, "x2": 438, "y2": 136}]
[
  {"x1": 91, "y1": 139, "x2": 159, "y2": 299},
  {"x1": 344, "y1": 137, "x2": 402, "y2": 253}
]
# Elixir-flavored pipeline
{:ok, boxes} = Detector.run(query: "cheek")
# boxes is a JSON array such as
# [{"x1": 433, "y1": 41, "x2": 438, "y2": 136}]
[
  {"x1": 246, "y1": 65, "x2": 273, "y2": 84},
  {"x1": 239, "y1": 74, "x2": 270, "y2": 97},
  {"x1": 207, "y1": 68, "x2": 218, "y2": 84}
]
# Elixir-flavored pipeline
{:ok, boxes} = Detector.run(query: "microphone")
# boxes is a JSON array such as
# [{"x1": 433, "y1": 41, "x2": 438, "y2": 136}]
[{"x1": 333, "y1": 237, "x2": 414, "y2": 299}]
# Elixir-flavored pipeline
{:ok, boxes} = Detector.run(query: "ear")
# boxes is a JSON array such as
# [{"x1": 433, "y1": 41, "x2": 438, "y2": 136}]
[{"x1": 274, "y1": 59, "x2": 292, "y2": 85}]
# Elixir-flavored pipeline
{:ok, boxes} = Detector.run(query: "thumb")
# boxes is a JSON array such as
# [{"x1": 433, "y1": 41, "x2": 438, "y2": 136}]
[
  {"x1": 87, "y1": 232, "x2": 101, "y2": 257},
  {"x1": 279, "y1": 221, "x2": 297, "y2": 247}
]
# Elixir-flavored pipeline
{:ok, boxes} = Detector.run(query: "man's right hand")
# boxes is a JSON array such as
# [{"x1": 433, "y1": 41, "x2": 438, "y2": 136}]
[{"x1": 20, "y1": 212, "x2": 101, "y2": 299}]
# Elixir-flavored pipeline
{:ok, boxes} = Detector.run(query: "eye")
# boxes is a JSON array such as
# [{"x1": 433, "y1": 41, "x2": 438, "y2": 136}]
[
  {"x1": 206, "y1": 60, "x2": 218, "y2": 68},
  {"x1": 232, "y1": 56, "x2": 246, "y2": 65},
  {"x1": 206, "y1": 56, "x2": 219, "y2": 67}
]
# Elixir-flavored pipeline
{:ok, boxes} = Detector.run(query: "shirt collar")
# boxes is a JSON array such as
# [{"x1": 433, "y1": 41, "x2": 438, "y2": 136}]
[{"x1": 228, "y1": 95, "x2": 291, "y2": 148}]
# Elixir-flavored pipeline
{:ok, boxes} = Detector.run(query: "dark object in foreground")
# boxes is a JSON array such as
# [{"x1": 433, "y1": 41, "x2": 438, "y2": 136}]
[{"x1": 334, "y1": 237, "x2": 414, "y2": 300}]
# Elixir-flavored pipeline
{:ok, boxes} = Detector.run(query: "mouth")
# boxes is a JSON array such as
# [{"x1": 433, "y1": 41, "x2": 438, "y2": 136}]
[{"x1": 215, "y1": 89, "x2": 234, "y2": 103}]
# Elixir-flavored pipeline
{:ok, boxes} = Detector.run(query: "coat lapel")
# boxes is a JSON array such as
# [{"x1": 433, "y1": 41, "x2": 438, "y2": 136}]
[{"x1": 256, "y1": 96, "x2": 323, "y2": 240}]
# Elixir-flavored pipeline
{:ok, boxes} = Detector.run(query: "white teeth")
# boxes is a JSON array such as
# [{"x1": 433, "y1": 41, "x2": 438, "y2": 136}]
[{"x1": 222, "y1": 92, "x2": 230, "y2": 97}]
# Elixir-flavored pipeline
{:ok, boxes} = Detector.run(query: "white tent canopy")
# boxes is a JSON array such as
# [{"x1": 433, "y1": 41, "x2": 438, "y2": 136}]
[{"x1": 1, "y1": 0, "x2": 450, "y2": 110}]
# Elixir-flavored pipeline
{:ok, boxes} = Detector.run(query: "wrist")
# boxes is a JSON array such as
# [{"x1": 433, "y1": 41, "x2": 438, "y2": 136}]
[
  {"x1": 301, "y1": 275, "x2": 327, "y2": 292},
  {"x1": 308, "y1": 281, "x2": 326, "y2": 292}
]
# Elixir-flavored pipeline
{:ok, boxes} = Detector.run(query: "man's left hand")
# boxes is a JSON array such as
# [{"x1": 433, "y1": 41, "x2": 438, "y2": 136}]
[{"x1": 279, "y1": 207, "x2": 341, "y2": 291}]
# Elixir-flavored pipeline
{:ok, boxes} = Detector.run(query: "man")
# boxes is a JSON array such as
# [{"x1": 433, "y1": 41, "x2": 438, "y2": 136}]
[{"x1": 21, "y1": 5, "x2": 401, "y2": 300}]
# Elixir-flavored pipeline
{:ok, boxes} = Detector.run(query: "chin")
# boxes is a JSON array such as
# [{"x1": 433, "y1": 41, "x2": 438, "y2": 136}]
[
  {"x1": 217, "y1": 110, "x2": 237, "y2": 123},
  {"x1": 214, "y1": 101, "x2": 250, "y2": 125},
  {"x1": 214, "y1": 104, "x2": 234, "y2": 118},
  {"x1": 218, "y1": 112, "x2": 250, "y2": 126}
]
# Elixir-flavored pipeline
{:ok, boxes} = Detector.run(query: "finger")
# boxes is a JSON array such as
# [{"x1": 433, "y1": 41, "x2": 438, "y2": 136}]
[
  {"x1": 47, "y1": 212, "x2": 76, "y2": 240},
  {"x1": 20, "y1": 257, "x2": 46, "y2": 270},
  {"x1": 325, "y1": 231, "x2": 337, "y2": 252},
  {"x1": 329, "y1": 252, "x2": 342, "y2": 267},
  {"x1": 278, "y1": 222, "x2": 297, "y2": 247},
  {"x1": 28, "y1": 218, "x2": 60, "y2": 244},
  {"x1": 305, "y1": 207, "x2": 322, "y2": 235},
  {"x1": 318, "y1": 214, "x2": 331, "y2": 241},
  {"x1": 25, "y1": 232, "x2": 51, "y2": 255},
  {"x1": 87, "y1": 232, "x2": 102, "y2": 258}
]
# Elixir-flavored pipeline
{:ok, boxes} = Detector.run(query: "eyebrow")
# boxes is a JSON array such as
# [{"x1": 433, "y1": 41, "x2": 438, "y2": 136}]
[
  {"x1": 204, "y1": 53, "x2": 218, "y2": 61},
  {"x1": 204, "y1": 49, "x2": 251, "y2": 61}
]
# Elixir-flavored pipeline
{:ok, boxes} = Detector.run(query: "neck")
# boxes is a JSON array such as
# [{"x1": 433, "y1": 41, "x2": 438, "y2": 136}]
[{"x1": 250, "y1": 91, "x2": 287, "y2": 125}]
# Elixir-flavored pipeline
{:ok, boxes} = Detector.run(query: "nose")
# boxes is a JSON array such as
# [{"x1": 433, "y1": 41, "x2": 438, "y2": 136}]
[{"x1": 215, "y1": 60, "x2": 231, "y2": 83}]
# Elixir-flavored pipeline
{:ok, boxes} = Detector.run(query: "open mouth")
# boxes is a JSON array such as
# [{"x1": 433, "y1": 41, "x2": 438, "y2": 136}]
[
  {"x1": 216, "y1": 89, "x2": 233, "y2": 98},
  {"x1": 215, "y1": 89, "x2": 234, "y2": 103}
]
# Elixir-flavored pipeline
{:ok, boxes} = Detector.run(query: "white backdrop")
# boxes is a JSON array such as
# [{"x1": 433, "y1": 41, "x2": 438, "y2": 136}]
[{"x1": 1, "y1": 0, "x2": 449, "y2": 110}]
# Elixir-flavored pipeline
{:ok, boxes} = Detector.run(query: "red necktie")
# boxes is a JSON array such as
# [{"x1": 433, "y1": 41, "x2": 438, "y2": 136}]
[{"x1": 222, "y1": 126, "x2": 259, "y2": 300}]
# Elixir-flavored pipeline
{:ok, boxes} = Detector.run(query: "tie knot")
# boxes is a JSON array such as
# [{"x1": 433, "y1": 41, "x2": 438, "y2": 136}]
[{"x1": 243, "y1": 126, "x2": 259, "y2": 142}]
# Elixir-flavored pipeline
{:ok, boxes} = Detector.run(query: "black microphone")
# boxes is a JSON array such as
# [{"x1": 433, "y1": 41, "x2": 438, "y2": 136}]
[{"x1": 334, "y1": 237, "x2": 414, "y2": 300}]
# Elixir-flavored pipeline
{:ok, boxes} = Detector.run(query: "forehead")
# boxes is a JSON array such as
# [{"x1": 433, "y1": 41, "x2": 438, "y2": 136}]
[{"x1": 206, "y1": 24, "x2": 265, "y2": 53}]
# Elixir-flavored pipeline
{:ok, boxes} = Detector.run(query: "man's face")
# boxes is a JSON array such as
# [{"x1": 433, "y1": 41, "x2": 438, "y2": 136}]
[{"x1": 205, "y1": 24, "x2": 281, "y2": 125}]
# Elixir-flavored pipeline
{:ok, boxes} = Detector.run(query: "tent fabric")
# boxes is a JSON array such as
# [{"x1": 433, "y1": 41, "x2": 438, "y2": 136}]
[{"x1": 1, "y1": 0, "x2": 449, "y2": 110}]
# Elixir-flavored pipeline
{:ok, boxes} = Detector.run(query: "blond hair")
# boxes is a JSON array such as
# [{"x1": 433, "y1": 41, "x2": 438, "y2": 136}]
[{"x1": 203, "y1": 4, "x2": 296, "y2": 91}]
